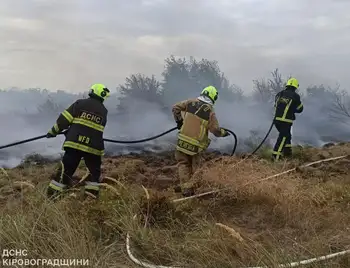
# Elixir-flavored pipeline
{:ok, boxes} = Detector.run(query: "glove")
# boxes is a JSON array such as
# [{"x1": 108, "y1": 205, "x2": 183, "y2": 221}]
[
  {"x1": 220, "y1": 128, "x2": 230, "y2": 137},
  {"x1": 46, "y1": 131, "x2": 56, "y2": 138},
  {"x1": 176, "y1": 120, "x2": 183, "y2": 130}
]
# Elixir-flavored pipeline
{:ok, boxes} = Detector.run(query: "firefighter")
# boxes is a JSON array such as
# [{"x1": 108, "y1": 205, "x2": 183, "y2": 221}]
[
  {"x1": 172, "y1": 86, "x2": 230, "y2": 197},
  {"x1": 272, "y1": 77, "x2": 303, "y2": 161},
  {"x1": 46, "y1": 84, "x2": 110, "y2": 200}
]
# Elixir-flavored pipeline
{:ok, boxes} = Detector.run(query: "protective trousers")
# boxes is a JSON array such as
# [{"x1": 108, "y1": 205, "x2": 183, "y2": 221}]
[
  {"x1": 47, "y1": 148, "x2": 102, "y2": 199},
  {"x1": 175, "y1": 150, "x2": 201, "y2": 190},
  {"x1": 272, "y1": 121, "x2": 292, "y2": 160}
]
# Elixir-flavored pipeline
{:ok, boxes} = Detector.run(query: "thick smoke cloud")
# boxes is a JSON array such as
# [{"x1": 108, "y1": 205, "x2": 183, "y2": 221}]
[
  {"x1": 0, "y1": 88, "x2": 179, "y2": 168},
  {"x1": 1, "y1": 67, "x2": 350, "y2": 169}
]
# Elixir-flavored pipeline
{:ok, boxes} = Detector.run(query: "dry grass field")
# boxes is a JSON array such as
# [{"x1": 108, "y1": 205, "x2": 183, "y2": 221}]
[{"x1": 1, "y1": 143, "x2": 350, "y2": 267}]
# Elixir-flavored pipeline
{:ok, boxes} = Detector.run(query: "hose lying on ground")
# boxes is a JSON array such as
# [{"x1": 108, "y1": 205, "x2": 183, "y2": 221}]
[
  {"x1": 126, "y1": 154, "x2": 350, "y2": 268},
  {"x1": 225, "y1": 119, "x2": 275, "y2": 171},
  {"x1": 0, "y1": 127, "x2": 238, "y2": 156},
  {"x1": 172, "y1": 155, "x2": 348, "y2": 203},
  {"x1": 249, "y1": 120, "x2": 274, "y2": 156}
]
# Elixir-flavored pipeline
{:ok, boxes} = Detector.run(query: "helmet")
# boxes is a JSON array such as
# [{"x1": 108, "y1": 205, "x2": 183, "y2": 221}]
[
  {"x1": 286, "y1": 77, "x2": 299, "y2": 89},
  {"x1": 200, "y1": 86, "x2": 218, "y2": 103},
  {"x1": 89, "y1": 84, "x2": 110, "y2": 101}
]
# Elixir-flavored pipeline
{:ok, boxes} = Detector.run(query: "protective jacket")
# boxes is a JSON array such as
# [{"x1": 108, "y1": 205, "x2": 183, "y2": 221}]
[
  {"x1": 274, "y1": 87, "x2": 303, "y2": 124},
  {"x1": 172, "y1": 97, "x2": 226, "y2": 155},
  {"x1": 49, "y1": 96, "x2": 108, "y2": 156}
]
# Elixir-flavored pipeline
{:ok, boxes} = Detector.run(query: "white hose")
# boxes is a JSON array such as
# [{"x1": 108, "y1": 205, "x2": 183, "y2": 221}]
[
  {"x1": 173, "y1": 155, "x2": 347, "y2": 202},
  {"x1": 247, "y1": 249, "x2": 350, "y2": 268},
  {"x1": 126, "y1": 235, "x2": 350, "y2": 268},
  {"x1": 126, "y1": 154, "x2": 350, "y2": 267},
  {"x1": 126, "y1": 234, "x2": 181, "y2": 268}
]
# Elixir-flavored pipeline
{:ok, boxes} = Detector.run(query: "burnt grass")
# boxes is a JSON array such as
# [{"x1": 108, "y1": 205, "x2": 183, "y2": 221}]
[{"x1": 0, "y1": 143, "x2": 350, "y2": 267}]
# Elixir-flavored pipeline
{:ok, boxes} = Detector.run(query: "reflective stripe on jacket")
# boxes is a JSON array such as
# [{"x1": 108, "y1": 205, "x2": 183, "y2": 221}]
[
  {"x1": 274, "y1": 88, "x2": 303, "y2": 124},
  {"x1": 49, "y1": 97, "x2": 108, "y2": 156},
  {"x1": 172, "y1": 98, "x2": 225, "y2": 155}
]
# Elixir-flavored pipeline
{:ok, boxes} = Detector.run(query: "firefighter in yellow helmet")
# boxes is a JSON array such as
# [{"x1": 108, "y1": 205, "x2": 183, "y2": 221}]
[
  {"x1": 46, "y1": 84, "x2": 110, "y2": 200},
  {"x1": 272, "y1": 77, "x2": 303, "y2": 161},
  {"x1": 172, "y1": 86, "x2": 230, "y2": 197}
]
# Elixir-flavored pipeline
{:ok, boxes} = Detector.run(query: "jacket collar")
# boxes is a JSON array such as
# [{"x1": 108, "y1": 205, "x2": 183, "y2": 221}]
[
  {"x1": 197, "y1": 95, "x2": 214, "y2": 105},
  {"x1": 89, "y1": 94, "x2": 104, "y2": 103}
]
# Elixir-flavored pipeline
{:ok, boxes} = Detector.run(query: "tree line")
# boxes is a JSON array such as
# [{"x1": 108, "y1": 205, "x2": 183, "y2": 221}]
[
  {"x1": 117, "y1": 55, "x2": 350, "y2": 123},
  {"x1": 1, "y1": 55, "x2": 350, "y2": 123}
]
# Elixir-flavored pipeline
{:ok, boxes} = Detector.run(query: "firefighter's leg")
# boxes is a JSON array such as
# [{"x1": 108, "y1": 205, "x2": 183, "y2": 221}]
[
  {"x1": 191, "y1": 153, "x2": 202, "y2": 183},
  {"x1": 272, "y1": 122, "x2": 291, "y2": 161},
  {"x1": 283, "y1": 124, "x2": 292, "y2": 157},
  {"x1": 175, "y1": 150, "x2": 192, "y2": 194},
  {"x1": 47, "y1": 149, "x2": 81, "y2": 199},
  {"x1": 83, "y1": 154, "x2": 102, "y2": 198},
  {"x1": 272, "y1": 122, "x2": 287, "y2": 161},
  {"x1": 182, "y1": 153, "x2": 201, "y2": 197}
]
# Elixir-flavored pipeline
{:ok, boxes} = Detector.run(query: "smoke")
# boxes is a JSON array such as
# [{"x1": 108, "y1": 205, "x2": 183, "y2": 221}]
[
  {"x1": 0, "y1": 81, "x2": 350, "y2": 168},
  {"x1": 103, "y1": 99, "x2": 177, "y2": 155}
]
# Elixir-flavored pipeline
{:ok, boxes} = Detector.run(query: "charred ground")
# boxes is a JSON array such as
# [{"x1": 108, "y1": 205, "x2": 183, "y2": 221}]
[{"x1": 0, "y1": 143, "x2": 350, "y2": 267}]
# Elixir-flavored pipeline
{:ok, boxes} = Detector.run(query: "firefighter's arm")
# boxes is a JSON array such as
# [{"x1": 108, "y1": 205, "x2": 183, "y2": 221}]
[
  {"x1": 208, "y1": 112, "x2": 229, "y2": 137},
  {"x1": 172, "y1": 99, "x2": 188, "y2": 121},
  {"x1": 294, "y1": 94, "x2": 304, "y2": 113},
  {"x1": 47, "y1": 101, "x2": 78, "y2": 137},
  {"x1": 274, "y1": 92, "x2": 281, "y2": 107},
  {"x1": 172, "y1": 99, "x2": 189, "y2": 129}
]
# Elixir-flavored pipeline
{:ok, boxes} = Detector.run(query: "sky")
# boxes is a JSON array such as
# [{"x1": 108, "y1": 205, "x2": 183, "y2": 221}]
[{"x1": 1, "y1": 0, "x2": 350, "y2": 93}]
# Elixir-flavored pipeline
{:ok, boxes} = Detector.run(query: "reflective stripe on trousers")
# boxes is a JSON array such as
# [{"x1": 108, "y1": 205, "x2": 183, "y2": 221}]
[
  {"x1": 272, "y1": 121, "x2": 292, "y2": 160},
  {"x1": 48, "y1": 179, "x2": 67, "y2": 192},
  {"x1": 84, "y1": 181, "x2": 100, "y2": 191}
]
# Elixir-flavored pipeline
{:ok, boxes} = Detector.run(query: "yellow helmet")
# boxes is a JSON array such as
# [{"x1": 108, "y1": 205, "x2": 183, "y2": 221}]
[
  {"x1": 89, "y1": 84, "x2": 110, "y2": 101},
  {"x1": 200, "y1": 85, "x2": 218, "y2": 103},
  {"x1": 286, "y1": 77, "x2": 299, "y2": 89}
]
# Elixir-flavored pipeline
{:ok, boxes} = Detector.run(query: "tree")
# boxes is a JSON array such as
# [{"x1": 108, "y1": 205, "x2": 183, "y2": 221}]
[
  {"x1": 252, "y1": 68, "x2": 285, "y2": 104},
  {"x1": 161, "y1": 56, "x2": 198, "y2": 107},
  {"x1": 252, "y1": 78, "x2": 272, "y2": 103},
  {"x1": 116, "y1": 73, "x2": 163, "y2": 112},
  {"x1": 327, "y1": 85, "x2": 350, "y2": 123},
  {"x1": 37, "y1": 96, "x2": 65, "y2": 117},
  {"x1": 306, "y1": 84, "x2": 330, "y2": 99},
  {"x1": 190, "y1": 58, "x2": 243, "y2": 102},
  {"x1": 302, "y1": 83, "x2": 350, "y2": 125},
  {"x1": 161, "y1": 55, "x2": 241, "y2": 107},
  {"x1": 269, "y1": 68, "x2": 285, "y2": 94}
]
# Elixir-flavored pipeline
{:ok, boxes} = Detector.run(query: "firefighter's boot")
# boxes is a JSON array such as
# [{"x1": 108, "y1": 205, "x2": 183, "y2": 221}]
[
  {"x1": 47, "y1": 180, "x2": 68, "y2": 201},
  {"x1": 84, "y1": 181, "x2": 100, "y2": 199}
]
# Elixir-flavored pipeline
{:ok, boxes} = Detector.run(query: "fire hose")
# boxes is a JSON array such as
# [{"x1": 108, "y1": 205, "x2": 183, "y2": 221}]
[
  {"x1": 243, "y1": 120, "x2": 275, "y2": 158},
  {"x1": 0, "y1": 127, "x2": 238, "y2": 156}
]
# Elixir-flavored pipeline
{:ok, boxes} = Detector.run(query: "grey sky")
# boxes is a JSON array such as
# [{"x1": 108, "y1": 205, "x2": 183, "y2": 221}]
[{"x1": 1, "y1": 0, "x2": 350, "y2": 93}]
